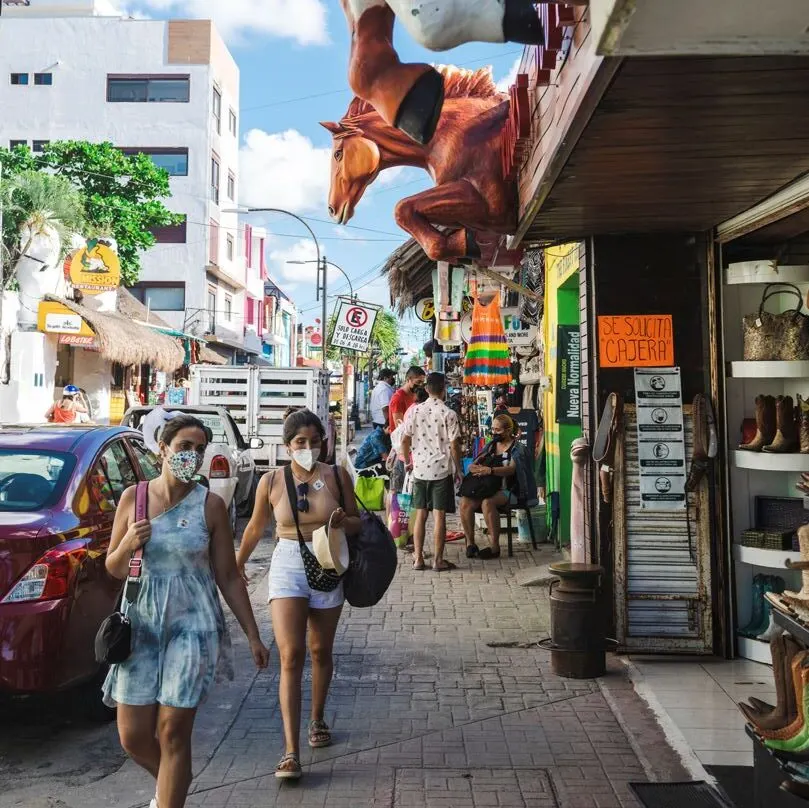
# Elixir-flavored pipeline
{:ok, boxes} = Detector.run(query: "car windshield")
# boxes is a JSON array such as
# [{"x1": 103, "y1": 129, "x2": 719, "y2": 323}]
[{"x1": 0, "y1": 451, "x2": 75, "y2": 511}]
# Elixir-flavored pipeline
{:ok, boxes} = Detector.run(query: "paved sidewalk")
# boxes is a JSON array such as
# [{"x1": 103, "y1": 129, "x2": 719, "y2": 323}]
[{"x1": 179, "y1": 536, "x2": 688, "y2": 808}]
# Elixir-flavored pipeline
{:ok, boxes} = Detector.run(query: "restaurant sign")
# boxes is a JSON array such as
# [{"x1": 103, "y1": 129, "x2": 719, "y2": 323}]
[
  {"x1": 37, "y1": 301, "x2": 95, "y2": 338},
  {"x1": 66, "y1": 238, "x2": 121, "y2": 295}
]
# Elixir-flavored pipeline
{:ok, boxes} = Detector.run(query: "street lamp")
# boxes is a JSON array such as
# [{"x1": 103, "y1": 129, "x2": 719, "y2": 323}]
[
  {"x1": 222, "y1": 206, "x2": 326, "y2": 369},
  {"x1": 288, "y1": 259, "x2": 355, "y2": 301}
]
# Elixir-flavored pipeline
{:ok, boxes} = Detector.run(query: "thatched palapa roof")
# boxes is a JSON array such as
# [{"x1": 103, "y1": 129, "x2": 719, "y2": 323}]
[
  {"x1": 382, "y1": 238, "x2": 436, "y2": 316},
  {"x1": 45, "y1": 289, "x2": 186, "y2": 372}
]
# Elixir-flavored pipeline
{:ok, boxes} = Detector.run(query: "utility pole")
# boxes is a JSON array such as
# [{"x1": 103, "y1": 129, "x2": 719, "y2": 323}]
[{"x1": 318, "y1": 254, "x2": 327, "y2": 370}]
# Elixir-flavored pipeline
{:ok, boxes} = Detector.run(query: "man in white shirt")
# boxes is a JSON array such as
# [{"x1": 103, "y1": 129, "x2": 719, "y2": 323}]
[
  {"x1": 370, "y1": 368, "x2": 396, "y2": 430},
  {"x1": 400, "y1": 372, "x2": 462, "y2": 572}
]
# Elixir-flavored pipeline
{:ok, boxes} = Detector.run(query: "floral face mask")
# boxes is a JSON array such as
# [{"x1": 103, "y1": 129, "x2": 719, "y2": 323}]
[{"x1": 166, "y1": 449, "x2": 204, "y2": 483}]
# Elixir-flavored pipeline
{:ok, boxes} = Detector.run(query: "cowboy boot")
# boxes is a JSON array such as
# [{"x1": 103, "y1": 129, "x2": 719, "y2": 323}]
[
  {"x1": 740, "y1": 574, "x2": 768, "y2": 636},
  {"x1": 740, "y1": 395, "x2": 777, "y2": 451},
  {"x1": 781, "y1": 777, "x2": 809, "y2": 801},
  {"x1": 763, "y1": 396, "x2": 799, "y2": 453},
  {"x1": 761, "y1": 653, "x2": 809, "y2": 744},
  {"x1": 740, "y1": 635, "x2": 801, "y2": 731},
  {"x1": 800, "y1": 395, "x2": 809, "y2": 454},
  {"x1": 751, "y1": 576, "x2": 788, "y2": 636}
]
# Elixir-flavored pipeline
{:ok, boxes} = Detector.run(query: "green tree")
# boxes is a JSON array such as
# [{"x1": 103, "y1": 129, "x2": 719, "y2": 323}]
[
  {"x1": 0, "y1": 141, "x2": 181, "y2": 285},
  {"x1": 326, "y1": 309, "x2": 401, "y2": 363}
]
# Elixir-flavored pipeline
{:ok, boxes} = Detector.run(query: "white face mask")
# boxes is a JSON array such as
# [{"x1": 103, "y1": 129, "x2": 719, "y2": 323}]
[{"x1": 292, "y1": 448, "x2": 316, "y2": 472}]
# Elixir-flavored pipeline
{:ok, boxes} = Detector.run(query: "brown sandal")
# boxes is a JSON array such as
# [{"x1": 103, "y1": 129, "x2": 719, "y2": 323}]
[
  {"x1": 275, "y1": 753, "x2": 302, "y2": 780},
  {"x1": 308, "y1": 719, "x2": 332, "y2": 748}
]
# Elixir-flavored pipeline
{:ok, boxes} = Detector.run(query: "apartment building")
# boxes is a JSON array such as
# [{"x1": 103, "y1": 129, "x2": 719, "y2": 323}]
[{"x1": 0, "y1": 0, "x2": 255, "y2": 361}]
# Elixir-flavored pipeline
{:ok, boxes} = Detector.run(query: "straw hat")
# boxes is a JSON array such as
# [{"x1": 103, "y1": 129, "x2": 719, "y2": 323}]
[{"x1": 312, "y1": 513, "x2": 350, "y2": 575}]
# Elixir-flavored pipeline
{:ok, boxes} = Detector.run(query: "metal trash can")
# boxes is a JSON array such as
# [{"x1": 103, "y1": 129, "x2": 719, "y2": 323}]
[{"x1": 545, "y1": 562, "x2": 607, "y2": 679}]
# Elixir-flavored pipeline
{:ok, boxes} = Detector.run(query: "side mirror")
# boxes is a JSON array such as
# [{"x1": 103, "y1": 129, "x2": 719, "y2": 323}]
[{"x1": 249, "y1": 437, "x2": 264, "y2": 450}]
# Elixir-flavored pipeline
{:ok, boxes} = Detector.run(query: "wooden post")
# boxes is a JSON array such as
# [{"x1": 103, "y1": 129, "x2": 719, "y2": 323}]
[{"x1": 341, "y1": 356, "x2": 350, "y2": 461}]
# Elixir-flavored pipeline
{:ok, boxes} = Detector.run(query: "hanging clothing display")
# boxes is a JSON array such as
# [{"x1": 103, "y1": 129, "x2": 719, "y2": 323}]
[
  {"x1": 463, "y1": 295, "x2": 511, "y2": 386},
  {"x1": 433, "y1": 263, "x2": 464, "y2": 348},
  {"x1": 519, "y1": 249, "x2": 544, "y2": 327}
]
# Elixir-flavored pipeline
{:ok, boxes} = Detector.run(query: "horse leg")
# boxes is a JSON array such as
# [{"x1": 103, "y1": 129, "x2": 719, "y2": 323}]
[
  {"x1": 343, "y1": 2, "x2": 444, "y2": 145},
  {"x1": 394, "y1": 181, "x2": 487, "y2": 262},
  {"x1": 389, "y1": 0, "x2": 544, "y2": 50}
]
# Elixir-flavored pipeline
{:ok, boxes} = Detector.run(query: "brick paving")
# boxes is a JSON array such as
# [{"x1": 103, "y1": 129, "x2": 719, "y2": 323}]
[{"x1": 173, "y1": 530, "x2": 690, "y2": 808}]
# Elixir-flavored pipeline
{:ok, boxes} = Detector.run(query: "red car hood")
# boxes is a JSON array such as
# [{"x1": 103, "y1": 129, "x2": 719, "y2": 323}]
[{"x1": 0, "y1": 511, "x2": 60, "y2": 601}]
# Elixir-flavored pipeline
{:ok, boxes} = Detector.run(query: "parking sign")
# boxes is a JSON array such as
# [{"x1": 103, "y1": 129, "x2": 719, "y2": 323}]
[{"x1": 330, "y1": 299, "x2": 379, "y2": 352}]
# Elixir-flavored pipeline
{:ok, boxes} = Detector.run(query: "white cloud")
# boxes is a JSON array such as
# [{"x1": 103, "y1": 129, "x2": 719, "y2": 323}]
[
  {"x1": 239, "y1": 129, "x2": 331, "y2": 214},
  {"x1": 130, "y1": 0, "x2": 329, "y2": 45},
  {"x1": 496, "y1": 57, "x2": 522, "y2": 92},
  {"x1": 268, "y1": 239, "x2": 319, "y2": 284}
]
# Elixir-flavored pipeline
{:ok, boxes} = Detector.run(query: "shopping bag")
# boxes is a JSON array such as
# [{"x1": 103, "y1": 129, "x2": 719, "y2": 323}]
[
  {"x1": 388, "y1": 493, "x2": 413, "y2": 549},
  {"x1": 355, "y1": 474, "x2": 385, "y2": 512}
]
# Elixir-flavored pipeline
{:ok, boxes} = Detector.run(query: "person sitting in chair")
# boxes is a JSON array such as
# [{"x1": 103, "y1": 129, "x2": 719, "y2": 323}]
[
  {"x1": 354, "y1": 424, "x2": 390, "y2": 473},
  {"x1": 459, "y1": 414, "x2": 535, "y2": 560}
]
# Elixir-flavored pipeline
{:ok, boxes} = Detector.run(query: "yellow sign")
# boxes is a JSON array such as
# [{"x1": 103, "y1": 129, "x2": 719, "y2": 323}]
[
  {"x1": 37, "y1": 301, "x2": 95, "y2": 338},
  {"x1": 67, "y1": 239, "x2": 121, "y2": 294}
]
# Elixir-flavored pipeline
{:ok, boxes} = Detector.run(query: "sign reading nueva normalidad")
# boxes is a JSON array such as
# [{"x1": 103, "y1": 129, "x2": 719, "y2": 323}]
[
  {"x1": 634, "y1": 367, "x2": 686, "y2": 511},
  {"x1": 330, "y1": 300, "x2": 379, "y2": 353}
]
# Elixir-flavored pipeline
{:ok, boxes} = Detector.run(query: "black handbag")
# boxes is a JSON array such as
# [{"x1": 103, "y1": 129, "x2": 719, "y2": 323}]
[
  {"x1": 333, "y1": 466, "x2": 397, "y2": 608},
  {"x1": 94, "y1": 481, "x2": 148, "y2": 665},
  {"x1": 283, "y1": 465, "x2": 343, "y2": 593},
  {"x1": 457, "y1": 442, "x2": 511, "y2": 500}
]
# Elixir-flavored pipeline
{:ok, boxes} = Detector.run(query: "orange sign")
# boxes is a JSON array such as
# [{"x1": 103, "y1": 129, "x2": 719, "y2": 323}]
[{"x1": 598, "y1": 315, "x2": 674, "y2": 368}]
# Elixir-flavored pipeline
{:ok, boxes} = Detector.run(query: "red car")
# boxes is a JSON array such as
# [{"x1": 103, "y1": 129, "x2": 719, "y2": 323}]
[{"x1": 0, "y1": 425, "x2": 162, "y2": 719}]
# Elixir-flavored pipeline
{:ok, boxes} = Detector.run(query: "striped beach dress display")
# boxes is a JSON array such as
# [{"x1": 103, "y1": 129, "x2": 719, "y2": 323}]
[{"x1": 463, "y1": 295, "x2": 511, "y2": 386}]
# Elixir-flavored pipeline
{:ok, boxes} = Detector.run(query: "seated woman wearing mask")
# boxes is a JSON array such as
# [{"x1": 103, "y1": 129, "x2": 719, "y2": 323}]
[
  {"x1": 237, "y1": 409, "x2": 362, "y2": 781},
  {"x1": 103, "y1": 410, "x2": 269, "y2": 808},
  {"x1": 459, "y1": 413, "x2": 535, "y2": 560}
]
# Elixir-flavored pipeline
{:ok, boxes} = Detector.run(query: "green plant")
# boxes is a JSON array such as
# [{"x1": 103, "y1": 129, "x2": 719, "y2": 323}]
[{"x1": 326, "y1": 309, "x2": 401, "y2": 363}]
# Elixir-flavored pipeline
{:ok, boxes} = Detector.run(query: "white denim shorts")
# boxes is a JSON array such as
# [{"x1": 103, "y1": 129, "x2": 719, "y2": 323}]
[{"x1": 267, "y1": 539, "x2": 344, "y2": 610}]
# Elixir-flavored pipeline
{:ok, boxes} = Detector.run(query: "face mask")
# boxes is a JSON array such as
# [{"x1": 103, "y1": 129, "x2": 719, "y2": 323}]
[
  {"x1": 167, "y1": 449, "x2": 204, "y2": 483},
  {"x1": 292, "y1": 449, "x2": 316, "y2": 472}
]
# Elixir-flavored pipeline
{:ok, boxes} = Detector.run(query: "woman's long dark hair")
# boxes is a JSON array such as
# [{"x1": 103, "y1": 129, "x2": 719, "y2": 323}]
[{"x1": 282, "y1": 408, "x2": 326, "y2": 444}]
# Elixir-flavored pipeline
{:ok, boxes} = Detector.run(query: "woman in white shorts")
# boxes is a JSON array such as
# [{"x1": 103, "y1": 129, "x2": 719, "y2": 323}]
[{"x1": 237, "y1": 409, "x2": 361, "y2": 780}]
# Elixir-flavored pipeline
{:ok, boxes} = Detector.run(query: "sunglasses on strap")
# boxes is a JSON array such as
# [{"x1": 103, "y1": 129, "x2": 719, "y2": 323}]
[{"x1": 297, "y1": 482, "x2": 310, "y2": 513}]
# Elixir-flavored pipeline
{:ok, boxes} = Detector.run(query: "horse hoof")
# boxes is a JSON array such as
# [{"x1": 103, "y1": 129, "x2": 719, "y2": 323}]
[
  {"x1": 503, "y1": 0, "x2": 545, "y2": 45},
  {"x1": 394, "y1": 68, "x2": 445, "y2": 145}
]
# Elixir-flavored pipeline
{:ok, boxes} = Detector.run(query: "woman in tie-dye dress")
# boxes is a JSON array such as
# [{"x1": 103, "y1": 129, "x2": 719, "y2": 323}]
[{"x1": 103, "y1": 411, "x2": 269, "y2": 808}]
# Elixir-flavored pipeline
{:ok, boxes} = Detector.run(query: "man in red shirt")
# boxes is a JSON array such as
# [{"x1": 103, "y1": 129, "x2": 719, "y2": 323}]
[{"x1": 388, "y1": 367, "x2": 427, "y2": 513}]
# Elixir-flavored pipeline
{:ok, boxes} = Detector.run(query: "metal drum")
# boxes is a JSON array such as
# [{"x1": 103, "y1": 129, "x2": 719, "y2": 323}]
[{"x1": 547, "y1": 562, "x2": 606, "y2": 679}]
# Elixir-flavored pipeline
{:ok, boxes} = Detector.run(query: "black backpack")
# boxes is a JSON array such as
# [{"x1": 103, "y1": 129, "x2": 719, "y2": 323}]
[{"x1": 332, "y1": 465, "x2": 397, "y2": 608}]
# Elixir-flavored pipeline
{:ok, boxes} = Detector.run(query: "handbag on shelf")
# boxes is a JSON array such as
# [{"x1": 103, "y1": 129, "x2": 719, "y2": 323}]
[
  {"x1": 742, "y1": 283, "x2": 809, "y2": 361},
  {"x1": 94, "y1": 481, "x2": 148, "y2": 665}
]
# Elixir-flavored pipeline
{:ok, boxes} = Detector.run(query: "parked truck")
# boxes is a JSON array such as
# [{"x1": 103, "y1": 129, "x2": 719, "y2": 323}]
[{"x1": 189, "y1": 365, "x2": 330, "y2": 472}]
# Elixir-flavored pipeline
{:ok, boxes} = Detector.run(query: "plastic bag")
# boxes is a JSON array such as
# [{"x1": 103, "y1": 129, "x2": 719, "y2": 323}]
[
  {"x1": 355, "y1": 474, "x2": 385, "y2": 512},
  {"x1": 388, "y1": 493, "x2": 413, "y2": 549}
]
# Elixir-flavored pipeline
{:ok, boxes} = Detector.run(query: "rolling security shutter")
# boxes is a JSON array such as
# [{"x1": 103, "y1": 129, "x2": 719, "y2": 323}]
[{"x1": 614, "y1": 405, "x2": 712, "y2": 652}]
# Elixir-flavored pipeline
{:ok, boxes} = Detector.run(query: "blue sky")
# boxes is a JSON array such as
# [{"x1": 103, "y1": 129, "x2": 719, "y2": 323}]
[{"x1": 128, "y1": 1, "x2": 521, "y2": 351}]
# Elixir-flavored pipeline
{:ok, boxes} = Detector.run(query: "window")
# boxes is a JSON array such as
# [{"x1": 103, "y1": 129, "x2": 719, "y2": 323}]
[
  {"x1": 224, "y1": 294, "x2": 232, "y2": 321},
  {"x1": 128, "y1": 438, "x2": 161, "y2": 481},
  {"x1": 228, "y1": 108, "x2": 237, "y2": 136},
  {"x1": 121, "y1": 147, "x2": 188, "y2": 176},
  {"x1": 10, "y1": 73, "x2": 29, "y2": 86},
  {"x1": 107, "y1": 75, "x2": 190, "y2": 103},
  {"x1": 210, "y1": 155, "x2": 220, "y2": 203},
  {"x1": 32, "y1": 140, "x2": 49, "y2": 153},
  {"x1": 209, "y1": 219, "x2": 219, "y2": 265},
  {"x1": 227, "y1": 171, "x2": 235, "y2": 201},
  {"x1": 91, "y1": 442, "x2": 137, "y2": 509},
  {"x1": 131, "y1": 283, "x2": 186, "y2": 312},
  {"x1": 34, "y1": 73, "x2": 53, "y2": 86},
  {"x1": 226, "y1": 233, "x2": 234, "y2": 261},
  {"x1": 0, "y1": 451, "x2": 74, "y2": 512},
  {"x1": 9, "y1": 140, "x2": 27, "y2": 149},
  {"x1": 207, "y1": 286, "x2": 217, "y2": 332},
  {"x1": 212, "y1": 86, "x2": 222, "y2": 134},
  {"x1": 150, "y1": 216, "x2": 187, "y2": 244}
]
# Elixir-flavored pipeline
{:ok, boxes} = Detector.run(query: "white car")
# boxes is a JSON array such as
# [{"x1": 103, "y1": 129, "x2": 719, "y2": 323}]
[{"x1": 121, "y1": 405, "x2": 263, "y2": 526}]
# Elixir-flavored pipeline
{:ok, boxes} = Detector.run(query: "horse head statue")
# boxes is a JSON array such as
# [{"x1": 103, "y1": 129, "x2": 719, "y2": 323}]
[
  {"x1": 15, "y1": 219, "x2": 64, "y2": 329},
  {"x1": 321, "y1": 66, "x2": 516, "y2": 262},
  {"x1": 320, "y1": 119, "x2": 382, "y2": 225}
]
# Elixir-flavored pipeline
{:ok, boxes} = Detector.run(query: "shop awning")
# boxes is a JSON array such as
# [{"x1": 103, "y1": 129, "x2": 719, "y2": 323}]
[{"x1": 382, "y1": 238, "x2": 436, "y2": 315}]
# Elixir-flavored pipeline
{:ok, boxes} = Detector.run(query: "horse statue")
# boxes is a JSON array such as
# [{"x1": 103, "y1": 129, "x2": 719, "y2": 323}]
[
  {"x1": 340, "y1": 0, "x2": 543, "y2": 144},
  {"x1": 322, "y1": 65, "x2": 516, "y2": 262},
  {"x1": 14, "y1": 221, "x2": 66, "y2": 330}
]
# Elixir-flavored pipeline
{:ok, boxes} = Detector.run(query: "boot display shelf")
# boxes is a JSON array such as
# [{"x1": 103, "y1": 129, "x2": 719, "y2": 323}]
[{"x1": 721, "y1": 261, "x2": 809, "y2": 663}]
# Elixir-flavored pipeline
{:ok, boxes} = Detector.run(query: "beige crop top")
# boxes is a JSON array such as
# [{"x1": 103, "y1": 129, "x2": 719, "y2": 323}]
[{"x1": 270, "y1": 463, "x2": 342, "y2": 541}]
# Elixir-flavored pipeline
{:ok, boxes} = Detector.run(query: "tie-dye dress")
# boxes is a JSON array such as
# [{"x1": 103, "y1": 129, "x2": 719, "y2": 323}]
[{"x1": 102, "y1": 484, "x2": 233, "y2": 709}]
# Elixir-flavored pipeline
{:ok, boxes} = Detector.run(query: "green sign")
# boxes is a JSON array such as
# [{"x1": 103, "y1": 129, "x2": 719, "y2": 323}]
[{"x1": 556, "y1": 325, "x2": 581, "y2": 425}]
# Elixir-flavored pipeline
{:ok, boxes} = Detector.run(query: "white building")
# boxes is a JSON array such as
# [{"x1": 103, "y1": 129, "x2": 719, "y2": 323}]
[{"x1": 0, "y1": 0, "x2": 256, "y2": 361}]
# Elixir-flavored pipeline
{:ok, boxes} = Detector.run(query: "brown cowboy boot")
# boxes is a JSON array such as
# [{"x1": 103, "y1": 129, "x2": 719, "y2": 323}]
[
  {"x1": 740, "y1": 395, "x2": 777, "y2": 451},
  {"x1": 799, "y1": 395, "x2": 809, "y2": 454},
  {"x1": 740, "y1": 635, "x2": 801, "y2": 731},
  {"x1": 763, "y1": 396, "x2": 799, "y2": 453}
]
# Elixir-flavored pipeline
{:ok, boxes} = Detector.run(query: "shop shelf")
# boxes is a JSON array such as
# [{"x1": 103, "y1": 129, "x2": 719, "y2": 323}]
[
  {"x1": 725, "y1": 262, "x2": 809, "y2": 286},
  {"x1": 732, "y1": 451, "x2": 809, "y2": 472},
  {"x1": 774, "y1": 610, "x2": 809, "y2": 647},
  {"x1": 733, "y1": 545, "x2": 798, "y2": 569},
  {"x1": 728, "y1": 360, "x2": 809, "y2": 379},
  {"x1": 737, "y1": 635, "x2": 773, "y2": 665}
]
